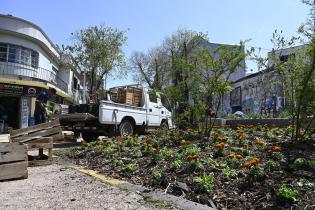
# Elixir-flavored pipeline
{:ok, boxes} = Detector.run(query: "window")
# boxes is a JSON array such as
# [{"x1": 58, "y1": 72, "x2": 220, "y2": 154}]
[
  {"x1": 0, "y1": 43, "x2": 39, "y2": 68},
  {"x1": 73, "y1": 77, "x2": 78, "y2": 90},
  {"x1": 279, "y1": 55, "x2": 288, "y2": 62},
  {"x1": 0, "y1": 44, "x2": 7, "y2": 62},
  {"x1": 160, "y1": 94, "x2": 172, "y2": 112},
  {"x1": 8, "y1": 45, "x2": 17, "y2": 63},
  {"x1": 31, "y1": 51, "x2": 39, "y2": 68},
  {"x1": 148, "y1": 90, "x2": 157, "y2": 103}
]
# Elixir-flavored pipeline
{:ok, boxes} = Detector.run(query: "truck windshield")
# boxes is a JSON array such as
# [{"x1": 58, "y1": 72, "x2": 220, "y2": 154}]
[
  {"x1": 160, "y1": 94, "x2": 172, "y2": 112},
  {"x1": 148, "y1": 90, "x2": 158, "y2": 103}
]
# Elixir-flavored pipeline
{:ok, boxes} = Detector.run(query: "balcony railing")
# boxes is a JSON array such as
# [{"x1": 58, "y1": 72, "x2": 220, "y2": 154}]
[{"x1": 0, "y1": 61, "x2": 68, "y2": 93}]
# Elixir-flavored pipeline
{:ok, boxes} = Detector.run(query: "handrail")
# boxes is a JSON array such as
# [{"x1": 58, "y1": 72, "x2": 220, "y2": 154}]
[{"x1": 0, "y1": 61, "x2": 68, "y2": 93}]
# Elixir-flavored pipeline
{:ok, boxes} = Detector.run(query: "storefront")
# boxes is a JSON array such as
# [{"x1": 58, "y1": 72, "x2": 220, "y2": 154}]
[{"x1": 0, "y1": 83, "x2": 63, "y2": 133}]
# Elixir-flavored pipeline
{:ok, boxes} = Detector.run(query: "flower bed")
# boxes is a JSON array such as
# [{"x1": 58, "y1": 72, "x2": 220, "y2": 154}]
[{"x1": 65, "y1": 126, "x2": 315, "y2": 209}]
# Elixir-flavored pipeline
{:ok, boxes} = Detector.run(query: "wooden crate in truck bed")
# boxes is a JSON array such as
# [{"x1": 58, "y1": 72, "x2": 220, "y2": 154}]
[
  {"x1": 110, "y1": 87, "x2": 142, "y2": 106},
  {"x1": 0, "y1": 142, "x2": 28, "y2": 181}
]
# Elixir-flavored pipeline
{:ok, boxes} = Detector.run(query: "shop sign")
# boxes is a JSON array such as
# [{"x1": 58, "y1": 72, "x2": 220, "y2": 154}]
[
  {"x1": 20, "y1": 97, "x2": 29, "y2": 128},
  {"x1": 0, "y1": 83, "x2": 41, "y2": 97}
]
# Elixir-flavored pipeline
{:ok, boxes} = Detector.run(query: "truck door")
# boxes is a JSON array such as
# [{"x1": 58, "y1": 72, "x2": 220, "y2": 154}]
[{"x1": 147, "y1": 91, "x2": 161, "y2": 127}]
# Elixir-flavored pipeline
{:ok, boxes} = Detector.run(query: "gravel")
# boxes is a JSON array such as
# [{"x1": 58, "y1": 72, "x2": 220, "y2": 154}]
[{"x1": 0, "y1": 164, "x2": 168, "y2": 210}]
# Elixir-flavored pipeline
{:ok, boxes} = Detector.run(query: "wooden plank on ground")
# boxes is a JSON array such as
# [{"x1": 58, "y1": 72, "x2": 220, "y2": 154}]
[
  {"x1": 0, "y1": 143, "x2": 27, "y2": 163},
  {"x1": 12, "y1": 127, "x2": 62, "y2": 142},
  {"x1": 0, "y1": 134, "x2": 10, "y2": 143},
  {"x1": 28, "y1": 159, "x2": 52, "y2": 167},
  {"x1": 0, "y1": 142, "x2": 25, "y2": 153},
  {"x1": 12, "y1": 127, "x2": 63, "y2": 143},
  {"x1": 26, "y1": 142, "x2": 53, "y2": 150},
  {"x1": 20, "y1": 137, "x2": 53, "y2": 144},
  {"x1": 10, "y1": 119, "x2": 60, "y2": 138},
  {"x1": 0, "y1": 161, "x2": 28, "y2": 181}
]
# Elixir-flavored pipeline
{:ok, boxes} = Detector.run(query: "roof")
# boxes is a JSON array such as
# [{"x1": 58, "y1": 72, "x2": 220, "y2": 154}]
[{"x1": 0, "y1": 14, "x2": 60, "y2": 54}]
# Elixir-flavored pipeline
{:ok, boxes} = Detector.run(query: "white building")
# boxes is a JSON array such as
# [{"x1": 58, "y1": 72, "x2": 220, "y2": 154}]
[{"x1": 0, "y1": 14, "x2": 82, "y2": 131}]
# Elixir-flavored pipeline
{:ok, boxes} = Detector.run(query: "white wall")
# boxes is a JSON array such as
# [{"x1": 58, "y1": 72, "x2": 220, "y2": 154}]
[
  {"x1": 0, "y1": 15, "x2": 59, "y2": 57},
  {"x1": 0, "y1": 34, "x2": 59, "y2": 71}
]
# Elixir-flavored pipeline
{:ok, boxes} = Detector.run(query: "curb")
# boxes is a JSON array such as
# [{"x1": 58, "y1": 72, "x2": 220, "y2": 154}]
[{"x1": 72, "y1": 166, "x2": 215, "y2": 210}]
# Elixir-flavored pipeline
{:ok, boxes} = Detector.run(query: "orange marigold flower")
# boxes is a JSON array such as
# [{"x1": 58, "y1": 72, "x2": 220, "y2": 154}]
[
  {"x1": 215, "y1": 142, "x2": 225, "y2": 149},
  {"x1": 228, "y1": 153, "x2": 236, "y2": 158},
  {"x1": 244, "y1": 158, "x2": 260, "y2": 169},
  {"x1": 180, "y1": 140, "x2": 192, "y2": 145},
  {"x1": 117, "y1": 143, "x2": 124, "y2": 148},
  {"x1": 255, "y1": 140, "x2": 264, "y2": 145},
  {"x1": 235, "y1": 154, "x2": 243, "y2": 159},
  {"x1": 152, "y1": 148, "x2": 158, "y2": 154},
  {"x1": 218, "y1": 137, "x2": 225, "y2": 143},
  {"x1": 239, "y1": 135, "x2": 246, "y2": 140},
  {"x1": 187, "y1": 155, "x2": 199, "y2": 161},
  {"x1": 272, "y1": 146, "x2": 281, "y2": 152}
]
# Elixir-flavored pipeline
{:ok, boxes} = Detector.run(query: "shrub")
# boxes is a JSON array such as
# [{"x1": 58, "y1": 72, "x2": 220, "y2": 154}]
[
  {"x1": 277, "y1": 184, "x2": 299, "y2": 202},
  {"x1": 193, "y1": 173, "x2": 215, "y2": 193}
]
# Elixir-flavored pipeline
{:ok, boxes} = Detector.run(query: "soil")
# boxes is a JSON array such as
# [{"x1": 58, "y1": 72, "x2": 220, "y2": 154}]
[
  {"x1": 62, "y1": 127, "x2": 315, "y2": 210},
  {"x1": 0, "y1": 160, "x2": 170, "y2": 210}
]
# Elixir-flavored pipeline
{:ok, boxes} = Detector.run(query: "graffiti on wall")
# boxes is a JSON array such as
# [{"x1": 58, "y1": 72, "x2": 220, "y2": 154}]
[{"x1": 230, "y1": 87, "x2": 241, "y2": 107}]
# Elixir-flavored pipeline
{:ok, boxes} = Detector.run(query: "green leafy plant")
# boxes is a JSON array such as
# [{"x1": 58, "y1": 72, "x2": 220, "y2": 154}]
[
  {"x1": 112, "y1": 158, "x2": 124, "y2": 167},
  {"x1": 152, "y1": 170, "x2": 163, "y2": 180},
  {"x1": 277, "y1": 184, "x2": 299, "y2": 202},
  {"x1": 170, "y1": 159, "x2": 182, "y2": 170},
  {"x1": 222, "y1": 167, "x2": 238, "y2": 178},
  {"x1": 229, "y1": 158, "x2": 240, "y2": 169},
  {"x1": 125, "y1": 163, "x2": 139, "y2": 172},
  {"x1": 292, "y1": 158, "x2": 315, "y2": 170},
  {"x1": 297, "y1": 178, "x2": 314, "y2": 188},
  {"x1": 265, "y1": 160, "x2": 280, "y2": 171},
  {"x1": 151, "y1": 153, "x2": 161, "y2": 164},
  {"x1": 132, "y1": 148, "x2": 143, "y2": 158},
  {"x1": 272, "y1": 152, "x2": 285, "y2": 161},
  {"x1": 159, "y1": 147, "x2": 174, "y2": 158},
  {"x1": 184, "y1": 145, "x2": 201, "y2": 156},
  {"x1": 193, "y1": 173, "x2": 215, "y2": 192},
  {"x1": 188, "y1": 159, "x2": 204, "y2": 171},
  {"x1": 248, "y1": 165, "x2": 265, "y2": 180}
]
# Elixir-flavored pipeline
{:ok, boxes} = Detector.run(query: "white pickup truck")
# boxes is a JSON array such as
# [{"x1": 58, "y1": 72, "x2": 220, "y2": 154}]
[
  {"x1": 56, "y1": 85, "x2": 174, "y2": 140},
  {"x1": 99, "y1": 85, "x2": 174, "y2": 136}
]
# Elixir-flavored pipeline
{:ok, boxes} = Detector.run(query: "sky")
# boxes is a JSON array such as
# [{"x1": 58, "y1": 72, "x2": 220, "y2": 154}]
[{"x1": 0, "y1": 0, "x2": 311, "y2": 88}]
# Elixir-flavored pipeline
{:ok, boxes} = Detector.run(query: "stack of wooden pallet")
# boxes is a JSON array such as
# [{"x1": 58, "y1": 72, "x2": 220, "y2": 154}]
[
  {"x1": 0, "y1": 142, "x2": 28, "y2": 181},
  {"x1": 10, "y1": 119, "x2": 63, "y2": 167},
  {"x1": 110, "y1": 87, "x2": 142, "y2": 106}
]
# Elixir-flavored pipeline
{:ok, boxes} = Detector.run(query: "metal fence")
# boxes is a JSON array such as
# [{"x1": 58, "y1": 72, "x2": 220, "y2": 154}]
[{"x1": 0, "y1": 61, "x2": 68, "y2": 93}]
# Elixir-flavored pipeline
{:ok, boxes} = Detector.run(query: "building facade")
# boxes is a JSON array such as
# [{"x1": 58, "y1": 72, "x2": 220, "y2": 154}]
[
  {"x1": 0, "y1": 14, "x2": 82, "y2": 131},
  {"x1": 222, "y1": 45, "x2": 308, "y2": 116}
]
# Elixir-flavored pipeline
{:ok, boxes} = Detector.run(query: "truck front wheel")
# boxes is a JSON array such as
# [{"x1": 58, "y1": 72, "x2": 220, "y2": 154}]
[{"x1": 118, "y1": 120, "x2": 134, "y2": 136}]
